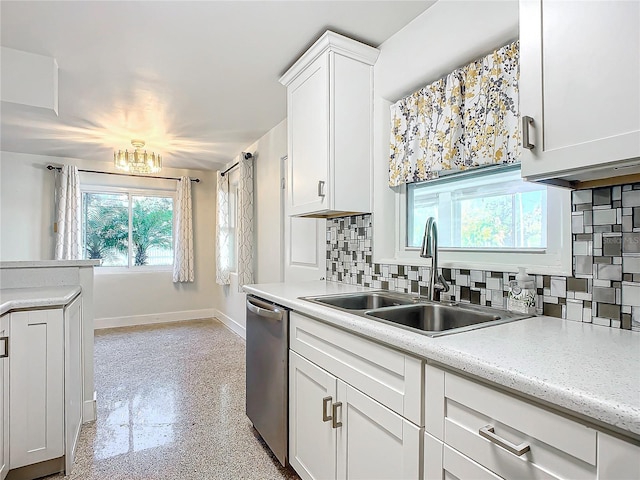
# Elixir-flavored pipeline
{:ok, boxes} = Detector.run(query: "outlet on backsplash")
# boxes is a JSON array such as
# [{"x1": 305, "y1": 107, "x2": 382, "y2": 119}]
[{"x1": 326, "y1": 183, "x2": 640, "y2": 331}]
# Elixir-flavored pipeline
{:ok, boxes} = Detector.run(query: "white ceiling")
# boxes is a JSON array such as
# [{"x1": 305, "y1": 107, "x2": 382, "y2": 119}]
[{"x1": 1, "y1": 1, "x2": 434, "y2": 171}]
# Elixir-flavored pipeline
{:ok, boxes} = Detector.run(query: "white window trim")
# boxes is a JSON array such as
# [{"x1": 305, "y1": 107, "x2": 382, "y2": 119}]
[
  {"x1": 80, "y1": 184, "x2": 176, "y2": 273},
  {"x1": 372, "y1": 176, "x2": 573, "y2": 276}
]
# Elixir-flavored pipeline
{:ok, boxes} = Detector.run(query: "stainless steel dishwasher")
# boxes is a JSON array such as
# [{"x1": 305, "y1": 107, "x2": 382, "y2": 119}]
[{"x1": 246, "y1": 295, "x2": 289, "y2": 466}]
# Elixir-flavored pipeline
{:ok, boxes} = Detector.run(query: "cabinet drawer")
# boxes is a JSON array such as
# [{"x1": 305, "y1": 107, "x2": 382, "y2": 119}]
[
  {"x1": 443, "y1": 445, "x2": 502, "y2": 480},
  {"x1": 290, "y1": 312, "x2": 423, "y2": 425},
  {"x1": 443, "y1": 372, "x2": 597, "y2": 480}
]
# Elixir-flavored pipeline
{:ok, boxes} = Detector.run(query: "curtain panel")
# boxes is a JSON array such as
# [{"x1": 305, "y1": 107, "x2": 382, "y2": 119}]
[
  {"x1": 54, "y1": 164, "x2": 82, "y2": 260},
  {"x1": 389, "y1": 41, "x2": 520, "y2": 187},
  {"x1": 236, "y1": 154, "x2": 254, "y2": 292},
  {"x1": 216, "y1": 172, "x2": 231, "y2": 285},
  {"x1": 173, "y1": 177, "x2": 195, "y2": 283}
]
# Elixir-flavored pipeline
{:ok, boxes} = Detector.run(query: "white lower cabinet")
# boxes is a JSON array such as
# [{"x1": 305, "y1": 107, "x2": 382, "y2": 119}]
[
  {"x1": 0, "y1": 314, "x2": 9, "y2": 480},
  {"x1": 9, "y1": 308, "x2": 65, "y2": 469},
  {"x1": 290, "y1": 351, "x2": 421, "y2": 480},
  {"x1": 290, "y1": 350, "x2": 338, "y2": 480},
  {"x1": 597, "y1": 432, "x2": 640, "y2": 480},
  {"x1": 424, "y1": 364, "x2": 640, "y2": 480}
]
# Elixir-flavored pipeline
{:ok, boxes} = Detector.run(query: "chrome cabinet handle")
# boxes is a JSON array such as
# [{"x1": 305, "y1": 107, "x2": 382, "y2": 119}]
[
  {"x1": 318, "y1": 180, "x2": 325, "y2": 198},
  {"x1": 322, "y1": 396, "x2": 333, "y2": 422},
  {"x1": 479, "y1": 425, "x2": 530, "y2": 456},
  {"x1": 0, "y1": 336, "x2": 7, "y2": 358},
  {"x1": 332, "y1": 401, "x2": 342, "y2": 428},
  {"x1": 522, "y1": 115, "x2": 534, "y2": 150}
]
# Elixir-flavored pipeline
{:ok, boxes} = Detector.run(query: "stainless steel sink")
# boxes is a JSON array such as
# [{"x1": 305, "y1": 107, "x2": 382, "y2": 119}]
[
  {"x1": 308, "y1": 292, "x2": 416, "y2": 310},
  {"x1": 301, "y1": 292, "x2": 531, "y2": 337},
  {"x1": 365, "y1": 303, "x2": 504, "y2": 335}
]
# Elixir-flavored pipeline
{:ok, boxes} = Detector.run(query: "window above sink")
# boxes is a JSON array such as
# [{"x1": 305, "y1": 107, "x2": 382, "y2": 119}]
[{"x1": 372, "y1": 162, "x2": 573, "y2": 276}]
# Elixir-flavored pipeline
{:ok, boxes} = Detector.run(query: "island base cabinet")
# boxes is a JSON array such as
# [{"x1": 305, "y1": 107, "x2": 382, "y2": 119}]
[
  {"x1": 9, "y1": 309, "x2": 64, "y2": 469},
  {"x1": 64, "y1": 295, "x2": 83, "y2": 473},
  {"x1": 0, "y1": 315, "x2": 8, "y2": 480},
  {"x1": 290, "y1": 351, "x2": 421, "y2": 480}
]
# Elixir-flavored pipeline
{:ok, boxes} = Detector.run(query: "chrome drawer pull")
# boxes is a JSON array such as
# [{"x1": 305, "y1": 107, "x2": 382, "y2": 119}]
[
  {"x1": 479, "y1": 425, "x2": 530, "y2": 456},
  {"x1": 322, "y1": 396, "x2": 332, "y2": 422},
  {"x1": 317, "y1": 180, "x2": 326, "y2": 198},
  {"x1": 332, "y1": 401, "x2": 343, "y2": 428}
]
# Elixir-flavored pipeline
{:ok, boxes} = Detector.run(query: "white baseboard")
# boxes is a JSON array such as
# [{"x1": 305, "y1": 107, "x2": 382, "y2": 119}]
[
  {"x1": 94, "y1": 308, "x2": 216, "y2": 330},
  {"x1": 214, "y1": 309, "x2": 246, "y2": 339}
]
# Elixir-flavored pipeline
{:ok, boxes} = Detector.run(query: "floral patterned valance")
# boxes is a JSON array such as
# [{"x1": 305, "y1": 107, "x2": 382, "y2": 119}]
[{"x1": 389, "y1": 41, "x2": 520, "y2": 187}]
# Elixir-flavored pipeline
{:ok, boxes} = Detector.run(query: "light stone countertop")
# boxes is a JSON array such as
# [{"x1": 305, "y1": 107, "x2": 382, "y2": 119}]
[
  {"x1": 0, "y1": 286, "x2": 82, "y2": 315},
  {"x1": 244, "y1": 280, "x2": 640, "y2": 439},
  {"x1": 0, "y1": 260, "x2": 100, "y2": 269}
]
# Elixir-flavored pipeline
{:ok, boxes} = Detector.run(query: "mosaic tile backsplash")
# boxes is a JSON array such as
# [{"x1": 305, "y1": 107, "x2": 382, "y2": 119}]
[{"x1": 326, "y1": 183, "x2": 640, "y2": 331}]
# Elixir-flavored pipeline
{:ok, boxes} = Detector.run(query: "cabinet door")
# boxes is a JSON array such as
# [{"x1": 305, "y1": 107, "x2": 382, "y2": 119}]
[
  {"x1": 287, "y1": 54, "x2": 329, "y2": 216},
  {"x1": 0, "y1": 315, "x2": 8, "y2": 480},
  {"x1": 289, "y1": 351, "x2": 337, "y2": 480},
  {"x1": 336, "y1": 381, "x2": 421, "y2": 480},
  {"x1": 597, "y1": 432, "x2": 640, "y2": 479},
  {"x1": 520, "y1": 0, "x2": 640, "y2": 181},
  {"x1": 10, "y1": 309, "x2": 64, "y2": 469},
  {"x1": 283, "y1": 158, "x2": 327, "y2": 282},
  {"x1": 64, "y1": 295, "x2": 83, "y2": 473},
  {"x1": 423, "y1": 432, "x2": 443, "y2": 480}
]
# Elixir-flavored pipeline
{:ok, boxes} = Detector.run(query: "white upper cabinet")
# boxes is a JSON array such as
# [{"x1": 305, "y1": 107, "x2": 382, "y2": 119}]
[
  {"x1": 519, "y1": 0, "x2": 640, "y2": 184},
  {"x1": 280, "y1": 31, "x2": 379, "y2": 217}
]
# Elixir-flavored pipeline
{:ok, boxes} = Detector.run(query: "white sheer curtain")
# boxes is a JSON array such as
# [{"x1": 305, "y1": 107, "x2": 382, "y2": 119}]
[
  {"x1": 173, "y1": 176, "x2": 194, "y2": 282},
  {"x1": 216, "y1": 171, "x2": 231, "y2": 285},
  {"x1": 236, "y1": 154, "x2": 254, "y2": 291},
  {"x1": 54, "y1": 164, "x2": 81, "y2": 260}
]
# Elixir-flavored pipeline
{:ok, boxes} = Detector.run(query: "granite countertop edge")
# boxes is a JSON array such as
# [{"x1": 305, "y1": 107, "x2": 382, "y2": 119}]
[
  {"x1": 244, "y1": 281, "x2": 640, "y2": 439},
  {"x1": 0, "y1": 260, "x2": 100, "y2": 269},
  {"x1": 0, "y1": 286, "x2": 82, "y2": 315}
]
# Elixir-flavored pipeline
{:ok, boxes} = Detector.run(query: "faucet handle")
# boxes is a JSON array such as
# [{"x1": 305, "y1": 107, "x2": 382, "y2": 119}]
[{"x1": 435, "y1": 274, "x2": 450, "y2": 293}]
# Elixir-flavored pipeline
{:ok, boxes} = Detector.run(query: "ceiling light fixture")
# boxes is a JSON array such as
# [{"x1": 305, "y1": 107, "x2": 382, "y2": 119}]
[{"x1": 114, "y1": 139, "x2": 162, "y2": 174}]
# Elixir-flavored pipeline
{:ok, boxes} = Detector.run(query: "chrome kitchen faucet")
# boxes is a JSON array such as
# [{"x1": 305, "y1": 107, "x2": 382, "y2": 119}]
[{"x1": 420, "y1": 217, "x2": 450, "y2": 301}]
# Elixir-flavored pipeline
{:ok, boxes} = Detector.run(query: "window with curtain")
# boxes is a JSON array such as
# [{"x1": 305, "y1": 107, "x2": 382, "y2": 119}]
[{"x1": 81, "y1": 187, "x2": 174, "y2": 269}]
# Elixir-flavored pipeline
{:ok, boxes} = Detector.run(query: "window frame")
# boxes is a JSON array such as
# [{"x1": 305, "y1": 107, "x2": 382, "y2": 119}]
[
  {"x1": 373, "y1": 168, "x2": 573, "y2": 276},
  {"x1": 80, "y1": 184, "x2": 176, "y2": 274}
]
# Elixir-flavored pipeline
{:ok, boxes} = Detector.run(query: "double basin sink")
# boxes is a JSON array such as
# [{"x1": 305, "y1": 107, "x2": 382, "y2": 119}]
[{"x1": 302, "y1": 292, "x2": 531, "y2": 337}]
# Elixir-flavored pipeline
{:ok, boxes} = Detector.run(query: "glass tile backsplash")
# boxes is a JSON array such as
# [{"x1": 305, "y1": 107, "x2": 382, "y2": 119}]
[{"x1": 326, "y1": 183, "x2": 640, "y2": 331}]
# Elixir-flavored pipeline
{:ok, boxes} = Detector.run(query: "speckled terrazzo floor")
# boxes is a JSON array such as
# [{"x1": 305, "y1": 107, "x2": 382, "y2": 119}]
[{"x1": 45, "y1": 319, "x2": 300, "y2": 480}]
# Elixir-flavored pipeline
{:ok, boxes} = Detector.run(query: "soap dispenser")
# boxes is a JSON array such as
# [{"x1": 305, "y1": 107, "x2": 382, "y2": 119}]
[{"x1": 507, "y1": 268, "x2": 537, "y2": 315}]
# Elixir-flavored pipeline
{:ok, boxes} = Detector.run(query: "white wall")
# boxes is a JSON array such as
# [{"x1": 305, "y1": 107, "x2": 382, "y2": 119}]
[
  {"x1": 213, "y1": 119, "x2": 287, "y2": 337},
  {"x1": 0, "y1": 151, "x2": 218, "y2": 326}
]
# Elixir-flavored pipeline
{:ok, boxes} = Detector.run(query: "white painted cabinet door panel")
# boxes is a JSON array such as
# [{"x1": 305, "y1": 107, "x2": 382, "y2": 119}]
[
  {"x1": 597, "y1": 432, "x2": 640, "y2": 480},
  {"x1": 336, "y1": 381, "x2": 421, "y2": 480},
  {"x1": 283, "y1": 157, "x2": 327, "y2": 282},
  {"x1": 0, "y1": 314, "x2": 8, "y2": 480},
  {"x1": 423, "y1": 432, "x2": 443, "y2": 480},
  {"x1": 287, "y1": 54, "x2": 329, "y2": 216},
  {"x1": 289, "y1": 351, "x2": 337, "y2": 480},
  {"x1": 64, "y1": 295, "x2": 83, "y2": 473},
  {"x1": 9, "y1": 309, "x2": 64, "y2": 468},
  {"x1": 520, "y1": 0, "x2": 640, "y2": 181}
]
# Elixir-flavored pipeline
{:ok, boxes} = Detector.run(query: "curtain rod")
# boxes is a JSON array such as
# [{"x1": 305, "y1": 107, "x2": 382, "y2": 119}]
[
  {"x1": 220, "y1": 152, "x2": 252, "y2": 177},
  {"x1": 46, "y1": 165, "x2": 200, "y2": 183}
]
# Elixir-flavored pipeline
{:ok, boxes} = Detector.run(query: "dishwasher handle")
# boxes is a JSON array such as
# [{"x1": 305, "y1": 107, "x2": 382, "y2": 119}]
[{"x1": 247, "y1": 297, "x2": 284, "y2": 321}]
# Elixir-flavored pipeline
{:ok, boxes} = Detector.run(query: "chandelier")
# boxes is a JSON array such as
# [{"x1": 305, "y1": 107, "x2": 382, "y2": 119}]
[{"x1": 114, "y1": 139, "x2": 162, "y2": 174}]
